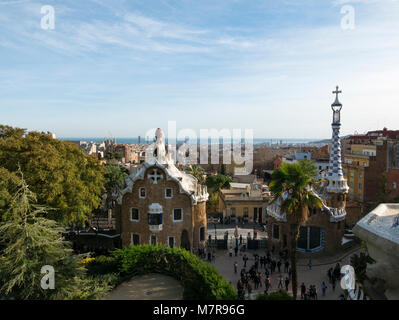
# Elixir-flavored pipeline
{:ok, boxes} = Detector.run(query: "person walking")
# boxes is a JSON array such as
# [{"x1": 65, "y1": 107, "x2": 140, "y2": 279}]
[
  {"x1": 229, "y1": 247, "x2": 233, "y2": 257},
  {"x1": 234, "y1": 262, "x2": 238, "y2": 274},
  {"x1": 285, "y1": 276, "x2": 290, "y2": 292},
  {"x1": 321, "y1": 282, "x2": 328, "y2": 297},
  {"x1": 284, "y1": 260, "x2": 290, "y2": 273},
  {"x1": 308, "y1": 259, "x2": 312, "y2": 270},
  {"x1": 234, "y1": 246, "x2": 238, "y2": 257}
]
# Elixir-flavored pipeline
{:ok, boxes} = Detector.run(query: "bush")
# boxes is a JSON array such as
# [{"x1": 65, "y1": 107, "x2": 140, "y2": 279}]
[
  {"x1": 256, "y1": 290, "x2": 293, "y2": 300},
  {"x1": 110, "y1": 245, "x2": 237, "y2": 300},
  {"x1": 86, "y1": 255, "x2": 119, "y2": 276}
]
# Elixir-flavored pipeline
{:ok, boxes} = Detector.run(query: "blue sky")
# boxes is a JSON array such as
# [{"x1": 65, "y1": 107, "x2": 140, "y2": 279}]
[{"x1": 1, "y1": 0, "x2": 399, "y2": 139}]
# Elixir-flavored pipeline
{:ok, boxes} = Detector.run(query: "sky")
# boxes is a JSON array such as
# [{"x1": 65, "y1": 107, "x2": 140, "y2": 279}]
[{"x1": 1, "y1": 0, "x2": 399, "y2": 139}]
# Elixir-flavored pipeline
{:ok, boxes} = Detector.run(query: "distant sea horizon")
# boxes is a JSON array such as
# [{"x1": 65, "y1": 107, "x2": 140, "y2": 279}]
[{"x1": 58, "y1": 137, "x2": 327, "y2": 145}]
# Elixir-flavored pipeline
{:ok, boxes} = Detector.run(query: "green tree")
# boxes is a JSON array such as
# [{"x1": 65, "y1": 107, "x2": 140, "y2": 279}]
[
  {"x1": 205, "y1": 174, "x2": 233, "y2": 194},
  {"x1": 269, "y1": 160, "x2": 323, "y2": 300},
  {"x1": 187, "y1": 164, "x2": 206, "y2": 184},
  {"x1": 0, "y1": 167, "x2": 20, "y2": 211},
  {"x1": 104, "y1": 163, "x2": 128, "y2": 203},
  {"x1": 0, "y1": 125, "x2": 105, "y2": 225},
  {"x1": 220, "y1": 163, "x2": 226, "y2": 175},
  {"x1": 0, "y1": 172, "x2": 108, "y2": 299}
]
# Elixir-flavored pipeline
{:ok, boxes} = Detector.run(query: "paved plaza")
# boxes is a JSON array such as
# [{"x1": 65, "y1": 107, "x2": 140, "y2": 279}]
[
  {"x1": 104, "y1": 273, "x2": 184, "y2": 300},
  {"x1": 203, "y1": 246, "x2": 362, "y2": 300}
]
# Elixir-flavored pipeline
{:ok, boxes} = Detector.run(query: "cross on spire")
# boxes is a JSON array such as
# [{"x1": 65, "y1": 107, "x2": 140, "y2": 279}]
[{"x1": 333, "y1": 85, "x2": 342, "y2": 99}]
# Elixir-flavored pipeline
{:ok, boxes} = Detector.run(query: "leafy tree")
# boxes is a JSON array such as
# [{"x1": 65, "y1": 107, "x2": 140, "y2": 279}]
[
  {"x1": 220, "y1": 163, "x2": 226, "y2": 175},
  {"x1": 350, "y1": 252, "x2": 375, "y2": 283},
  {"x1": 205, "y1": 174, "x2": 233, "y2": 194},
  {"x1": 104, "y1": 152, "x2": 123, "y2": 161},
  {"x1": 207, "y1": 192, "x2": 219, "y2": 212},
  {"x1": 186, "y1": 164, "x2": 206, "y2": 184},
  {"x1": 0, "y1": 172, "x2": 109, "y2": 299},
  {"x1": 269, "y1": 160, "x2": 323, "y2": 300},
  {"x1": 104, "y1": 163, "x2": 128, "y2": 205},
  {"x1": 0, "y1": 125, "x2": 105, "y2": 225},
  {"x1": 0, "y1": 167, "x2": 20, "y2": 211}
]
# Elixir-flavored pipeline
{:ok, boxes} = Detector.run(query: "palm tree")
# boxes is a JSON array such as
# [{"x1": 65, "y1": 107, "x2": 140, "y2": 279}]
[
  {"x1": 187, "y1": 164, "x2": 206, "y2": 184},
  {"x1": 269, "y1": 160, "x2": 323, "y2": 300}
]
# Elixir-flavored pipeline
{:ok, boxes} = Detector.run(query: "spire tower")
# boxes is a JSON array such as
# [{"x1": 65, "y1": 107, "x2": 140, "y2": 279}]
[{"x1": 326, "y1": 86, "x2": 349, "y2": 194}]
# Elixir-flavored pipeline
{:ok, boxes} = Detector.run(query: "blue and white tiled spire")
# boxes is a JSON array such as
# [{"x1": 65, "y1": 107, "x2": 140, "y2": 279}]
[{"x1": 327, "y1": 86, "x2": 349, "y2": 194}]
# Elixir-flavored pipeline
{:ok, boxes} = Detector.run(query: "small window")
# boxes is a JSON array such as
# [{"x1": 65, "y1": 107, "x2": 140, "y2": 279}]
[
  {"x1": 130, "y1": 208, "x2": 139, "y2": 221},
  {"x1": 173, "y1": 208, "x2": 183, "y2": 222},
  {"x1": 231, "y1": 208, "x2": 236, "y2": 217},
  {"x1": 393, "y1": 182, "x2": 397, "y2": 189},
  {"x1": 358, "y1": 183, "x2": 362, "y2": 190},
  {"x1": 272, "y1": 224, "x2": 280, "y2": 240},
  {"x1": 165, "y1": 188, "x2": 173, "y2": 199},
  {"x1": 131, "y1": 233, "x2": 140, "y2": 245},
  {"x1": 139, "y1": 187, "x2": 146, "y2": 198},
  {"x1": 243, "y1": 207, "x2": 249, "y2": 218},
  {"x1": 350, "y1": 171, "x2": 354, "y2": 178},
  {"x1": 168, "y1": 236, "x2": 175, "y2": 248},
  {"x1": 150, "y1": 235, "x2": 157, "y2": 245}
]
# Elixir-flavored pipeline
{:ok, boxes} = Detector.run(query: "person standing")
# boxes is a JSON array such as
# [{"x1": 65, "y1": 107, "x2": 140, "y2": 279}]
[
  {"x1": 234, "y1": 262, "x2": 238, "y2": 274},
  {"x1": 300, "y1": 282, "x2": 306, "y2": 300},
  {"x1": 237, "y1": 280, "x2": 244, "y2": 299},
  {"x1": 243, "y1": 254, "x2": 248, "y2": 267},
  {"x1": 321, "y1": 282, "x2": 327, "y2": 297},
  {"x1": 332, "y1": 276, "x2": 336, "y2": 292},
  {"x1": 277, "y1": 260, "x2": 282, "y2": 273},
  {"x1": 278, "y1": 275, "x2": 283, "y2": 289},
  {"x1": 265, "y1": 275, "x2": 271, "y2": 294},
  {"x1": 308, "y1": 259, "x2": 312, "y2": 270},
  {"x1": 229, "y1": 247, "x2": 233, "y2": 257},
  {"x1": 234, "y1": 246, "x2": 238, "y2": 257}
]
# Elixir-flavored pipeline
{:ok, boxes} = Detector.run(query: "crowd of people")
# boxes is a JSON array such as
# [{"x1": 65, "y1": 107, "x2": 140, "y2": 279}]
[
  {"x1": 236, "y1": 251, "x2": 292, "y2": 300},
  {"x1": 299, "y1": 262, "x2": 343, "y2": 300},
  {"x1": 233, "y1": 249, "x2": 345, "y2": 300}
]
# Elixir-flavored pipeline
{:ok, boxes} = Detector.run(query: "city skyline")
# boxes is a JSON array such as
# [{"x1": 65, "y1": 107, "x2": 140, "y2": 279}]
[{"x1": 1, "y1": 0, "x2": 399, "y2": 138}]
